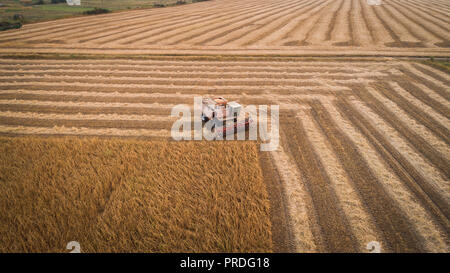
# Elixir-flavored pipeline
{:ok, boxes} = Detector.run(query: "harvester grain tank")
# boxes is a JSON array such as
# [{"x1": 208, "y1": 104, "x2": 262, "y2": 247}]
[{"x1": 201, "y1": 97, "x2": 253, "y2": 136}]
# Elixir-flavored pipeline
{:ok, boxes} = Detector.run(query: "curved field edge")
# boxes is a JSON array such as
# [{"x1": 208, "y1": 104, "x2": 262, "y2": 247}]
[{"x1": 0, "y1": 136, "x2": 273, "y2": 253}]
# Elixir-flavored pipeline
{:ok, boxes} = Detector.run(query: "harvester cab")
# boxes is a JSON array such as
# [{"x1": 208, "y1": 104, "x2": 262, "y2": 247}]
[{"x1": 201, "y1": 97, "x2": 253, "y2": 136}]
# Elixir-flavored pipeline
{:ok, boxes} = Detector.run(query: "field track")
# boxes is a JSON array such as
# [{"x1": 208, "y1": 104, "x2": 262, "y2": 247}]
[
  {"x1": 0, "y1": 0, "x2": 449, "y2": 56},
  {"x1": 0, "y1": 56, "x2": 448, "y2": 252}
]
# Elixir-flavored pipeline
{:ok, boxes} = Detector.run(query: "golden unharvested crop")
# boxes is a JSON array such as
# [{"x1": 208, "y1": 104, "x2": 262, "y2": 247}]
[{"x1": 0, "y1": 137, "x2": 272, "y2": 253}]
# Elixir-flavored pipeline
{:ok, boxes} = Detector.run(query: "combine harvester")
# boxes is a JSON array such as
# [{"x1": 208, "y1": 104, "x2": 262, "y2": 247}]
[
  {"x1": 66, "y1": 0, "x2": 81, "y2": 6},
  {"x1": 201, "y1": 97, "x2": 254, "y2": 137}
]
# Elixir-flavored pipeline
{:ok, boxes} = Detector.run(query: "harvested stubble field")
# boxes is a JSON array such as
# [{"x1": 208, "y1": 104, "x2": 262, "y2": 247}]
[
  {"x1": 0, "y1": 1, "x2": 195, "y2": 24},
  {"x1": 0, "y1": 0, "x2": 449, "y2": 56},
  {"x1": 0, "y1": 137, "x2": 272, "y2": 252},
  {"x1": 0, "y1": 56, "x2": 448, "y2": 252}
]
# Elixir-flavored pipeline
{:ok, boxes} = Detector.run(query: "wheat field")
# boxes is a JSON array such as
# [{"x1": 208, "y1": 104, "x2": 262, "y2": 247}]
[
  {"x1": 0, "y1": 137, "x2": 273, "y2": 252},
  {"x1": 0, "y1": 0, "x2": 449, "y2": 56}
]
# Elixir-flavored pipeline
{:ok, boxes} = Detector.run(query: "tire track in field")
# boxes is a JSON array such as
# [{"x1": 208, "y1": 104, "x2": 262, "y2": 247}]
[
  {"x1": 388, "y1": 81, "x2": 450, "y2": 129},
  {"x1": 325, "y1": 98, "x2": 448, "y2": 252},
  {"x1": 0, "y1": 86, "x2": 348, "y2": 98},
  {"x1": 349, "y1": 97, "x2": 450, "y2": 198},
  {"x1": 0, "y1": 78, "x2": 365, "y2": 92},
  {"x1": 113, "y1": 2, "x2": 271, "y2": 45},
  {"x1": 241, "y1": 0, "x2": 321, "y2": 46},
  {"x1": 282, "y1": 0, "x2": 328, "y2": 40},
  {"x1": 360, "y1": 0, "x2": 394, "y2": 45},
  {"x1": 280, "y1": 111, "x2": 358, "y2": 253},
  {"x1": 229, "y1": 0, "x2": 326, "y2": 47},
  {"x1": 402, "y1": 0, "x2": 450, "y2": 23},
  {"x1": 271, "y1": 118, "x2": 319, "y2": 252},
  {"x1": 258, "y1": 151, "x2": 296, "y2": 253},
  {"x1": 357, "y1": 0, "x2": 376, "y2": 43},
  {"x1": 392, "y1": 0, "x2": 450, "y2": 28},
  {"x1": 0, "y1": 104, "x2": 173, "y2": 116},
  {"x1": 39, "y1": 9, "x2": 208, "y2": 44},
  {"x1": 73, "y1": 2, "x2": 232, "y2": 33},
  {"x1": 309, "y1": 100, "x2": 423, "y2": 252},
  {"x1": 399, "y1": 63, "x2": 450, "y2": 101},
  {"x1": 0, "y1": 94, "x2": 335, "y2": 111},
  {"x1": 118, "y1": 0, "x2": 282, "y2": 45},
  {"x1": 0, "y1": 125, "x2": 169, "y2": 138},
  {"x1": 0, "y1": 70, "x2": 380, "y2": 81},
  {"x1": 304, "y1": 0, "x2": 344, "y2": 46},
  {"x1": 329, "y1": 0, "x2": 352, "y2": 46},
  {"x1": 267, "y1": 0, "x2": 329, "y2": 46},
  {"x1": 0, "y1": 93, "x2": 192, "y2": 105},
  {"x1": 410, "y1": 82, "x2": 450, "y2": 114},
  {"x1": 0, "y1": 90, "x2": 280, "y2": 105},
  {"x1": 336, "y1": 97, "x2": 449, "y2": 232},
  {"x1": 0, "y1": 116, "x2": 173, "y2": 131},
  {"x1": 0, "y1": 93, "x2": 272, "y2": 108},
  {"x1": 351, "y1": 0, "x2": 373, "y2": 46},
  {"x1": 0, "y1": 86, "x2": 335, "y2": 97},
  {"x1": 0, "y1": 59, "x2": 388, "y2": 67},
  {"x1": 420, "y1": 0, "x2": 450, "y2": 9},
  {"x1": 0, "y1": 7, "x2": 197, "y2": 44},
  {"x1": 0, "y1": 9, "x2": 155, "y2": 39},
  {"x1": 370, "y1": 4, "x2": 421, "y2": 47},
  {"x1": 76, "y1": 13, "x2": 209, "y2": 44},
  {"x1": 78, "y1": 0, "x2": 261, "y2": 43},
  {"x1": 411, "y1": 0, "x2": 450, "y2": 10},
  {"x1": 373, "y1": 81, "x2": 450, "y2": 144},
  {"x1": 0, "y1": 76, "x2": 362, "y2": 88},
  {"x1": 0, "y1": 111, "x2": 176, "y2": 121},
  {"x1": 6, "y1": 61, "x2": 369, "y2": 69},
  {"x1": 0, "y1": 84, "x2": 271, "y2": 95},
  {"x1": 167, "y1": 0, "x2": 314, "y2": 46},
  {"x1": 112, "y1": 1, "x2": 274, "y2": 45},
  {"x1": 374, "y1": 5, "x2": 422, "y2": 46},
  {"x1": 284, "y1": 0, "x2": 337, "y2": 46},
  {"x1": 386, "y1": 1, "x2": 450, "y2": 47},
  {"x1": 0, "y1": 83, "x2": 337, "y2": 96},
  {"x1": 354, "y1": 85, "x2": 450, "y2": 179},
  {"x1": 133, "y1": 0, "x2": 300, "y2": 45},
  {"x1": 379, "y1": 2, "x2": 434, "y2": 46},
  {"x1": 366, "y1": 84, "x2": 450, "y2": 166},
  {"x1": 381, "y1": 2, "x2": 436, "y2": 45},
  {"x1": 87, "y1": 13, "x2": 210, "y2": 44},
  {"x1": 301, "y1": 110, "x2": 382, "y2": 252},
  {"x1": 344, "y1": 0, "x2": 357, "y2": 47},
  {"x1": 0, "y1": 99, "x2": 176, "y2": 110},
  {"x1": 324, "y1": 0, "x2": 345, "y2": 42},
  {"x1": 411, "y1": 63, "x2": 450, "y2": 87},
  {"x1": 0, "y1": 65, "x2": 368, "y2": 74},
  {"x1": 392, "y1": 78, "x2": 449, "y2": 120},
  {"x1": 406, "y1": 0, "x2": 450, "y2": 16},
  {"x1": 210, "y1": 0, "x2": 319, "y2": 47}
]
